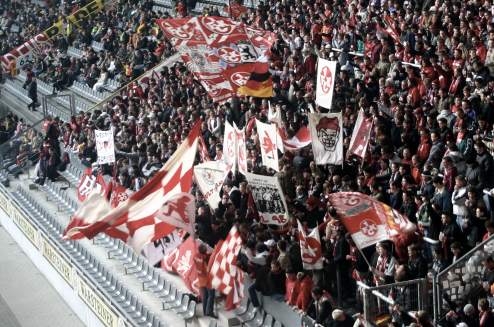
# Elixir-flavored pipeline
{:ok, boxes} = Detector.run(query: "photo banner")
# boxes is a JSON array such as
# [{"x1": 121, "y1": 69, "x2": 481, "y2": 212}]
[{"x1": 245, "y1": 172, "x2": 289, "y2": 225}]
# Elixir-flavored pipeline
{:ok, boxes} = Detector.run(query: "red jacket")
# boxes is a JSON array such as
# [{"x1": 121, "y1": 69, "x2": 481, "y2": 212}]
[{"x1": 296, "y1": 276, "x2": 313, "y2": 312}]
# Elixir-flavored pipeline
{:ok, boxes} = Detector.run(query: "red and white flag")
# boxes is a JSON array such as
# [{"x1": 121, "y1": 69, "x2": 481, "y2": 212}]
[
  {"x1": 234, "y1": 123, "x2": 248, "y2": 175},
  {"x1": 327, "y1": 192, "x2": 411, "y2": 249},
  {"x1": 155, "y1": 192, "x2": 196, "y2": 235},
  {"x1": 193, "y1": 160, "x2": 228, "y2": 210},
  {"x1": 64, "y1": 121, "x2": 201, "y2": 252},
  {"x1": 297, "y1": 220, "x2": 323, "y2": 270},
  {"x1": 162, "y1": 237, "x2": 200, "y2": 295},
  {"x1": 347, "y1": 109, "x2": 373, "y2": 159},
  {"x1": 223, "y1": 121, "x2": 237, "y2": 173},
  {"x1": 77, "y1": 168, "x2": 108, "y2": 202},
  {"x1": 315, "y1": 58, "x2": 337, "y2": 110},
  {"x1": 108, "y1": 182, "x2": 133, "y2": 208},
  {"x1": 277, "y1": 126, "x2": 312, "y2": 152},
  {"x1": 208, "y1": 226, "x2": 244, "y2": 310},
  {"x1": 308, "y1": 112, "x2": 343, "y2": 165},
  {"x1": 256, "y1": 119, "x2": 279, "y2": 171},
  {"x1": 198, "y1": 135, "x2": 211, "y2": 163}
]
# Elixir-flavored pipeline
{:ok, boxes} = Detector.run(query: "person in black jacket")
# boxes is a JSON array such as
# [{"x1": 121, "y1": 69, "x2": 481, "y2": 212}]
[
  {"x1": 332, "y1": 229, "x2": 351, "y2": 302},
  {"x1": 406, "y1": 244, "x2": 428, "y2": 278},
  {"x1": 307, "y1": 286, "x2": 333, "y2": 325},
  {"x1": 25, "y1": 76, "x2": 38, "y2": 111}
]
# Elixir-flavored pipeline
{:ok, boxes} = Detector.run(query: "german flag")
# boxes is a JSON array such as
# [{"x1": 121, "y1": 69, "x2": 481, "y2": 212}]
[{"x1": 238, "y1": 62, "x2": 273, "y2": 98}]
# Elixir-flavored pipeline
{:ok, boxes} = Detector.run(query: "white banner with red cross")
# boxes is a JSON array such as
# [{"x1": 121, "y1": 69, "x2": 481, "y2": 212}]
[{"x1": 315, "y1": 58, "x2": 337, "y2": 110}]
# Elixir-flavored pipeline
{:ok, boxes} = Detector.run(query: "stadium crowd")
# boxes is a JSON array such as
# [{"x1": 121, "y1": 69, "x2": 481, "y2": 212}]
[{"x1": 5, "y1": 0, "x2": 494, "y2": 326}]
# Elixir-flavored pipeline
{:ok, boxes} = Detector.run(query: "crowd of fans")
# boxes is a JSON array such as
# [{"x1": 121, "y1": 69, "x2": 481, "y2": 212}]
[
  {"x1": 6, "y1": 0, "x2": 494, "y2": 326},
  {"x1": 2, "y1": 0, "x2": 175, "y2": 94}
]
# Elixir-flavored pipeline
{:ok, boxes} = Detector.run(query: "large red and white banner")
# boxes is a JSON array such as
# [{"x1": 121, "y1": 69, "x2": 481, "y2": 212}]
[
  {"x1": 347, "y1": 109, "x2": 373, "y2": 159},
  {"x1": 256, "y1": 119, "x2": 279, "y2": 171},
  {"x1": 163, "y1": 237, "x2": 200, "y2": 295},
  {"x1": 327, "y1": 192, "x2": 411, "y2": 249},
  {"x1": 315, "y1": 58, "x2": 337, "y2": 110},
  {"x1": 245, "y1": 172, "x2": 289, "y2": 225},
  {"x1": 77, "y1": 168, "x2": 108, "y2": 202},
  {"x1": 157, "y1": 16, "x2": 275, "y2": 102},
  {"x1": 308, "y1": 112, "x2": 343, "y2": 165},
  {"x1": 64, "y1": 121, "x2": 201, "y2": 252},
  {"x1": 223, "y1": 121, "x2": 237, "y2": 172},
  {"x1": 297, "y1": 220, "x2": 323, "y2": 270},
  {"x1": 193, "y1": 160, "x2": 228, "y2": 210}
]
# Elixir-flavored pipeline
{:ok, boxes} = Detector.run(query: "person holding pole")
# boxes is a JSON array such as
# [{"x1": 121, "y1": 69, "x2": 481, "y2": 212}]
[{"x1": 195, "y1": 243, "x2": 217, "y2": 318}]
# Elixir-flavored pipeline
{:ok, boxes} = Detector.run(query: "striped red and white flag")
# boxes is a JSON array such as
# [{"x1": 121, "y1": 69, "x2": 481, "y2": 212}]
[
  {"x1": 208, "y1": 226, "x2": 244, "y2": 310},
  {"x1": 64, "y1": 121, "x2": 201, "y2": 252}
]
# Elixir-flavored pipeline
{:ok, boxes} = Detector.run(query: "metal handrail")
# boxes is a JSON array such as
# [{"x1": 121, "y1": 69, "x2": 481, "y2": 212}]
[{"x1": 433, "y1": 233, "x2": 494, "y2": 323}]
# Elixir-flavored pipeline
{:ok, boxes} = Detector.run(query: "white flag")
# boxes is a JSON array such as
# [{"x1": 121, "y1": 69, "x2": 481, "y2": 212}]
[
  {"x1": 297, "y1": 220, "x2": 323, "y2": 270},
  {"x1": 95, "y1": 129, "x2": 115, "y2": 164},
  {"x1": 234, "y1": 123, "x2": 248, "y2": 175},
  {"x1": 256, "y1": 119, "x2": 279, "y2": 171},
  {"x1": 308, "y1": 112, "x2": 343, "y2": 165},
  {"x1": 315, "y1": 58, "x2": 337, "y2": 110},
  {"x1": 245, "y1": 172, "x2": 289, "y2": 225},
  {"x1": 193, "y1": 160, "x2": 228, "y2": 210},
  {"x1": 223, "y1": 121, "x2": 237, "y2": 173}
]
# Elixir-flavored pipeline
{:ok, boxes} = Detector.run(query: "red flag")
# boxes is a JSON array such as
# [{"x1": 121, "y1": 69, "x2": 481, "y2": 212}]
[
  {"x1": 382, "y1": 15, "x2": 402, "y2": 45},
  {"x1": 327, "y1": 192, "x2": 411, "y2": 249},
  {"x1": 77, "y1": 168, "x2": 108, "y2": 202},
  {"x1": 297, "y1": 220, "x2": 323, "y2": 270},
  {"x1": 224, "y1": 2, "x2": 247, "y2": 19},
  {"x1": 64, "y1": 121, "x2": 201, "y2": 252},
  {"x1": 198, "y1": 135, "x2": 211, "y2": 162},
  {"x1": 208, "y1": 226, "x2": 244, "y2": 310},
  {"x1": 162, "y1": 237, "x2": 200, "y2": 294},
  {"x1": 277, "y1": 126, "x2": 312, "y2": 152},
  {"x1": 347, "y1": 109, "x2": 373, "y2": 159}
]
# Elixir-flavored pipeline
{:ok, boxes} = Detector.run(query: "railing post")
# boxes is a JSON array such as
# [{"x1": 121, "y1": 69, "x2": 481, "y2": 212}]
[{"x1": 362, "y1": 287, "x2": 371, "y2": 324}]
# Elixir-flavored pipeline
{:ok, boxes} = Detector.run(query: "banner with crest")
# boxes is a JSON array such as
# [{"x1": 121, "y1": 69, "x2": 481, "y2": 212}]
[{"x1": 157, "y1": 16, "x2": 276, "y2": 102}]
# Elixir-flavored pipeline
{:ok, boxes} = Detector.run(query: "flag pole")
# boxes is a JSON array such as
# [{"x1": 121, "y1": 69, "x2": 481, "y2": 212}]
[{"x1": 356, "y1": 246, "x2": 372, "y2": 270}]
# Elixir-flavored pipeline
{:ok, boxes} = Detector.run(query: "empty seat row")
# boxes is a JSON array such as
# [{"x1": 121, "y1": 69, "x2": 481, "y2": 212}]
[
  {"x1": 235, "y1": 299, "x2": 284, "y2": 327},
  {"x1": 42, "y1": 179, "x2": 78, "y2": 215},
  {"x1": 2, "y1": 80, "x2": 31, "y2": 103},
  {"x1": 13, "y1": 186, "x2": 165, "y2": 327},
  {"x1": 69, "y1": 81, "x2": 108, "y2": 102},
  {"x1": 67, "y1": 47, "x2": 84, "y2": 59},
  {"x1": 154, "y1": 0, "x2": 173, "y2": 7},
  {"x1": 91, "y1": 41, "x2": 104, "y2": 52}
]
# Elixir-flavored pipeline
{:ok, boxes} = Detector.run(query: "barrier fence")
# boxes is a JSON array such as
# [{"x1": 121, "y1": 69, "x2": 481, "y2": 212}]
[
  {"x1": 433, "y1": 233, "x2": 494, "y2": 325},
  {"x1": 358, "y1": 278, "x2": 429, "y2": 326}
]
